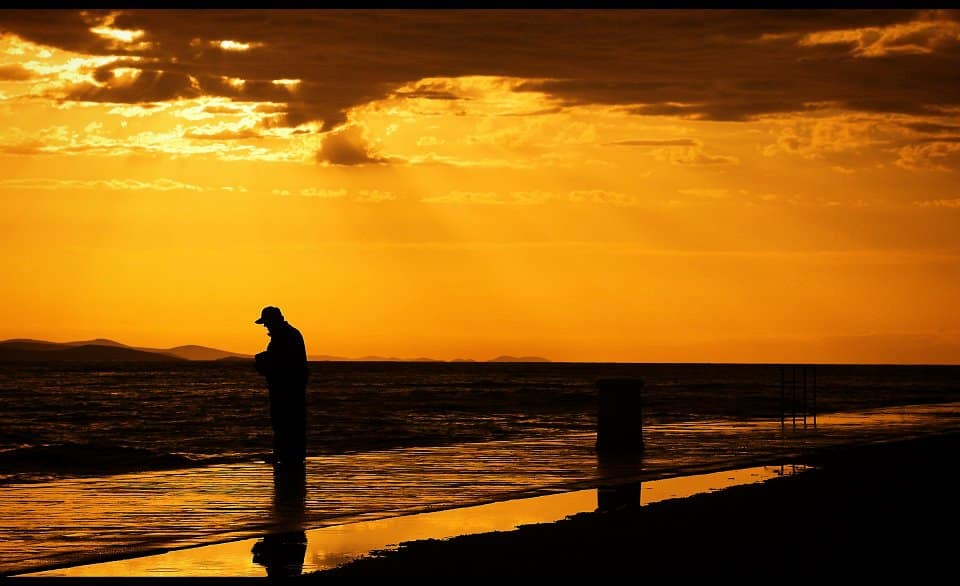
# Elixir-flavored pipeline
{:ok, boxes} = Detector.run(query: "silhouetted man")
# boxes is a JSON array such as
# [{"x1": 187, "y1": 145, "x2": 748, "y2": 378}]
[{"x1": 254, "y1": 306, "x2": 309, "y2": 465}]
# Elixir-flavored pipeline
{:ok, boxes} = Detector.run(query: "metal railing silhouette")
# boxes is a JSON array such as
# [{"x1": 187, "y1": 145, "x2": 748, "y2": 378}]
[{"x1": 780, "y1": 365, "x2": 817, "y2": 428}]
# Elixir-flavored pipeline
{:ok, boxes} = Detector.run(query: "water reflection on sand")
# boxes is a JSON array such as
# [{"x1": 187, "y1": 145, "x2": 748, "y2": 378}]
[{"x1": 30, "y1": 464, "x2": 809, "y2": 577}]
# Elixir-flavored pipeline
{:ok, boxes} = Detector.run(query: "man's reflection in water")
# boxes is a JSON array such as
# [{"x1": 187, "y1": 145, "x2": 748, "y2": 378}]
[
  {"x1": 596, "y1": 452, "x2": 643, "y2": 512},
  {"x1": 252, "y1": 462, "x2": 307, "y2": 577}
]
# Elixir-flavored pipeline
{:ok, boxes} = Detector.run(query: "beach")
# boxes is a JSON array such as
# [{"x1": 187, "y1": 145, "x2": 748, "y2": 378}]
[
  {"x1": 9, "y1": 400, "x2": 960, "y2": 577},
  {"x1": 4, "y1": 362, "x2": 960, "y2": 578},
  {"x1": 319, "y1": 432, "x2": 960, "y2": 577},
  {"x1": 16, "y1": 428, "x2": 957, "y2": 579}
]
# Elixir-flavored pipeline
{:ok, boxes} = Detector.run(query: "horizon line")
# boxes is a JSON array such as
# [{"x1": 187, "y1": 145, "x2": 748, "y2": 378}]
[{"x1": 3, "y1": 337, "x2": 960, "y2": 367}]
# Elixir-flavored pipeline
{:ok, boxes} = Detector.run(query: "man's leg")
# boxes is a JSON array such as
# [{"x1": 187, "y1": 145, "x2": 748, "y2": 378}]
[
  {"x1": 283, "y1": 386, "x2": 307, "y2": 463},
  {"x1": 274, "y1": 398, "x2": 293, "y2": 463},
  {"x1": 269, "y1": 391, "x2": 284, "y2": 462}
]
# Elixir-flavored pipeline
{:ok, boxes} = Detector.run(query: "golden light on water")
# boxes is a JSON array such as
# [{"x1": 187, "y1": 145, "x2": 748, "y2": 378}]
[
  {"x1": 27, "y1": 466, "x2": 801, "y2": 577},
  {"x1": 216, "y1": 40, "x2": 258, "y2": 51}
]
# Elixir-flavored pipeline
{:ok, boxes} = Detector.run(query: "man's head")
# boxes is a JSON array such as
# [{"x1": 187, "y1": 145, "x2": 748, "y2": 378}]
[{"x1": 255, "y1": 306, "x2": 284, "y2": 329}]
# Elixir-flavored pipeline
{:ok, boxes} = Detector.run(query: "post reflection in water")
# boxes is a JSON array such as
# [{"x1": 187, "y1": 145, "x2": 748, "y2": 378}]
[
  {"x1": 596, "y1": 452, "x2": 644, "y2": 512},
  {"x1": 251, "y1": 463, "x2": 307, "y2": 577}
]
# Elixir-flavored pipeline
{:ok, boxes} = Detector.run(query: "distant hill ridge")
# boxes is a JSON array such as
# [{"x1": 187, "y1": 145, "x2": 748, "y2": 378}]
[
  {"x1": 0, "y1": 343, "x2": 186, "y2": 362},
  {"x1": 0, "y1": 339, "x2": 550, "y2": 363},
  {"x1": 0, "y1": 339, "x2": 249, "y2": 362}
]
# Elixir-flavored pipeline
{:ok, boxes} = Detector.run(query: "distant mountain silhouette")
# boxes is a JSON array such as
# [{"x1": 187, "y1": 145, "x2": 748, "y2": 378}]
[
  {"x1": 351, "y1": 355, "x2": 442, "y2": 362},
  {"x1": 488, "y1": 355, "x2": 551, "y2": 363},
  {"x1": 0, "y1": 339, "x2": 249, "y2": 362},
  {"x1": 1, "y1": 338, "x2": 129, "y2": 349},
  {"x1": 215, "y1": 355, "x2": 253, "y2": 362},
  {"x1": 0, "y1": 340, "x2": 68, "y2": 352},
  {"x1": 308, "y1": 354, "x2": 352, "y2": 361},
  {"x1": 0, "y1": 339, "x2": 550, "y2": 363},
  {"x1": 64, "y1": 338, "x2": 130, "y2": 348},
  {"x1": 309, "y1": 355, "x2": 549, "y2": 363},
  {"x1": 0, "y1": 343, "x2": 186, "y2": 362},
  {"x1": 162, "y1": 345, "x2": 251, "y2": 361}
]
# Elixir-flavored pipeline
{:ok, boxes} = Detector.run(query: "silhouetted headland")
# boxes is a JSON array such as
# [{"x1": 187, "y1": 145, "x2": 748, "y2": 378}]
[
  {"x1": 0, "y1": 343, "x2": 186, "y2": 362},
  {"x1": 0, "y1": 339, "x2": 247, "y2": 362},
  {"x1": 0, "y1": 338, "x2": 552, "y2": 363}
]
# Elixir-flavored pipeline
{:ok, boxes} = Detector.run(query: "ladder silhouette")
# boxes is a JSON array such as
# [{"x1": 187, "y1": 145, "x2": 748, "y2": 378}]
[{"x1": 780, "y1": 365, "x2": 817, "y2": 428}]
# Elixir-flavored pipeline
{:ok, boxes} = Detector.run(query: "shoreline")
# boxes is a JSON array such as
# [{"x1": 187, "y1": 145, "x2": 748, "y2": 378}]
[
  {"x1": 10, "y1": 430, "x2": 958, "y2": 578},
  {"x1": 18, "y1": 464, "x2": 807, "y2": 578},
  {"x1": 316, "y1": 431, "x2": 960, "y2": 576}
]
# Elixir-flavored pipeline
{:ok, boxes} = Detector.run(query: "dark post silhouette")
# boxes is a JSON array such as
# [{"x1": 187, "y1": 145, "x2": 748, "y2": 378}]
[
  {"x1": 803, "y1": 366, "x2": 808, "y2": 427},
  {"x1": 791, "y1": 367, "x2": 797, "y2": 427},
  {"x1": 595, "y1": 378, "x2": 645, "y2": 453},
  {"x1": 254, "y1": 306, "x2": 309, "y2": 465},
  {"x1": 780, "y1": 366, "x2": 785, "y2": 427},
  {"x1": 812, "y1": 366, "x2": 817, "y2": 425}
]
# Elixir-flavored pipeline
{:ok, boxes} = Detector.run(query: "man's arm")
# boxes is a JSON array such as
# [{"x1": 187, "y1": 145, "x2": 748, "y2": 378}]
[
  {"x1": 265, "y1": 330, "x2": 307, "y2": 385},
  {"x1": 296, "y1": 331, "x2": 309, "y2": 384},
  {"x1": 254, "y1": 350, "x2": 271, "y2": 376}
]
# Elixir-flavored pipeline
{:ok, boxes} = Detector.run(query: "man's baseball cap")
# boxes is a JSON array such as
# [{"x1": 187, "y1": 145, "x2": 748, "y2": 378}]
[{"x1": 255, "y1": 306, "x2": 283, "y2": 324}]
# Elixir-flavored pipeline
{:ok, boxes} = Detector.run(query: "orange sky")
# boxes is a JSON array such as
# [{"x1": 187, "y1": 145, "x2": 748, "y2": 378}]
[{"x1": 1, "y1": 9, "x2": 959, "y2": 363}]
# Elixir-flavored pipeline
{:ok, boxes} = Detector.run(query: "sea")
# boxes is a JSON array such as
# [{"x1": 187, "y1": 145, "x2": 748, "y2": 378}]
[{"x1": 2, "y1": 361, "x2": 959, "y2": 485}]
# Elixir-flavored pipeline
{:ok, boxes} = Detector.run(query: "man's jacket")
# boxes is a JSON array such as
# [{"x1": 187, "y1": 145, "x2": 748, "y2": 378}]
[{"x1": 255, "y1": 321, "x2": 309, "y2": 389}]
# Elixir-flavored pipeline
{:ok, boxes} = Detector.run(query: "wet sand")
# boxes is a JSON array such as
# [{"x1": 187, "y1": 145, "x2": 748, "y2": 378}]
[{"x1": 318, "y1": 432, "x2": 960, "y2": 577}]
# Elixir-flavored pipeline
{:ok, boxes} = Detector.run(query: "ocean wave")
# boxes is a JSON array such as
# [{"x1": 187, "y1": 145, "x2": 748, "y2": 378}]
[
  {"x1": 2, "y1": 362, "x2": 959, "y2": 483},
  {"x1": 0, "y1": 442, "x2": 245, "y2": 483}
]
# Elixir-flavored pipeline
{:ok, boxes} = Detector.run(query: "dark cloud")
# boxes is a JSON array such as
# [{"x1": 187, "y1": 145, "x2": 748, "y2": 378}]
[
  {"x1": 0, "y1": 10, "x2": 115, "y2": 54},
  {"x1": 316, "y1": 125, "x2": 387, "y2": 166},
  {"x1": 65, "y1": 69, "x2": 201, "y2": 103},
  {"x1": 501, "y1": 106, "x2": 565, "y2": 117},
  {"x1": 627, "y1": 103, "x2": 700, "y2": 118},
  {"x1": 916, "y1": 136, "x2": 960, "y2": 143},
  {"x1": 2, "y1": 9, "x2": 959, "y2": 128},
  {"x1": 393, "y1": 89, "x2": 461, "y2": 100},
  {"x1": 0, "y1": 64, "x2": 36, "y2": 81},
  {"x1": 906, "y1": 122, "x2": 960, "y2": 134}
]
